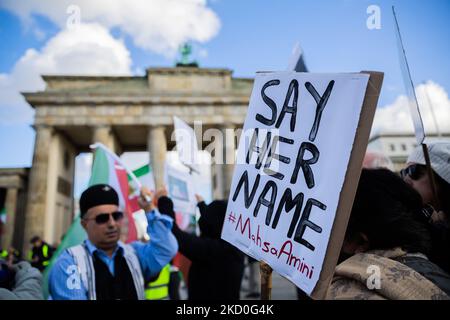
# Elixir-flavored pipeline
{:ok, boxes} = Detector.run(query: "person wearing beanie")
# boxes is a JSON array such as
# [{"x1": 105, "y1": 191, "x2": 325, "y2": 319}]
[
  {"x1": 403, "y1": 142, "x2": 450, "y2": 216},
  {"x1": 401, "y1": 142, "x2": 450, "y2": 273},
  {"x1": 157, "y1": 192, "x2": 244, "y2": 300},
  {"x1": 48, "y1": 184, "x2": 178, "y2": 300}
]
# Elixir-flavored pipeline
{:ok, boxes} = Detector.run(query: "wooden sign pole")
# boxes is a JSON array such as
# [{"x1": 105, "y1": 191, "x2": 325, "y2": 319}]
[{"x1": 260, "y1": 261, "x2": 273, "y2": 300}]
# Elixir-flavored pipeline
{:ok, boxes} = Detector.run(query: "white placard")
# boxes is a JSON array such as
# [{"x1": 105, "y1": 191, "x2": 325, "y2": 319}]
[
  {"x1": 221, "y1": 72, "x2": 369, "y2": 295},
  {"x1": 164, "y1": 163, "x2": 197, "y2": 216}
]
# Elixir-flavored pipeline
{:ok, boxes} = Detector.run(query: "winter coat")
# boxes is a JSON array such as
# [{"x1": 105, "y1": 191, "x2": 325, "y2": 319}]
[
  {"x1": 326, "y1": 248, "x2": 450, "y2": 300},
  {"x1": 0, "y1": 261, "x2": 43, "y2": 300}
]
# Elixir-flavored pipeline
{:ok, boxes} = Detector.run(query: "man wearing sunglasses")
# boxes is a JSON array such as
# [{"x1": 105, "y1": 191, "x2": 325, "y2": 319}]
[{"x1": 48, "y1": 184, "x2": 178, "y2": 300}]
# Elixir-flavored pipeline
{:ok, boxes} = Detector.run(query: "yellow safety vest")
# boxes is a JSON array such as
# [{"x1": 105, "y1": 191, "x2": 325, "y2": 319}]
[
  {"x1": 145, "y1": 264, "x2": 170, "y2": 300},
  {"x1": 28, "y1": 244, "x2": 51, "y2": 266},
  {"x1": 43, "y1": 244, "x2": 49, "y2": 258},
  {"x1": 42, "y1": 244, "x2": 50, "y2": 266}
]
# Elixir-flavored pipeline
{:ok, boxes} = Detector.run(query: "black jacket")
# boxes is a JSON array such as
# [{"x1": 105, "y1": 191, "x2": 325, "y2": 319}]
[
  {"x1": 158, "y1": 197, "x2": 244, "y2": 300},
  {"x1": 428, "y1": 221, "x2": 450, "y2": 274}
]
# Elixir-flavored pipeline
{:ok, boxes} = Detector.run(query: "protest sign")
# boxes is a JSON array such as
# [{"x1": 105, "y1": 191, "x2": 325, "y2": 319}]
[
  {"x1": 221, "y1": 71, "x2": 383, "y2": 298},
  {"x1": 164, "y1": 163, "x2": 197, "y2": 229},
  {"x1": 174, "y1": 116, "x2": 200, "y2": 174}
]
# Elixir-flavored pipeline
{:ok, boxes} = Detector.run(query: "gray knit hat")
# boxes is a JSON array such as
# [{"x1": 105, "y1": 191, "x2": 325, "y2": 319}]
[{"x1": 407, "y1": 142, "x2": 450, "y2": 184}]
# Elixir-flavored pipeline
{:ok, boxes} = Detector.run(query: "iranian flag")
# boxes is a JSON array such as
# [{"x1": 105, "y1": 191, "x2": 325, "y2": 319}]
[
  {"x1": 129, "y1": 164, "x2": 155, "y2": 195},
  {"x1": 43, "y1": 143, "x2": 142, "y2": 298},
  {"x1": 90, "y1": 144, "x2": 141, "y2": 242}
]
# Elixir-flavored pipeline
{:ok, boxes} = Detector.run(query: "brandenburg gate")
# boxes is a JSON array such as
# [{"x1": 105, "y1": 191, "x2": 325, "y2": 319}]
[{"x1": 3, "y1": 66, "x2": 253, "y2": 251}]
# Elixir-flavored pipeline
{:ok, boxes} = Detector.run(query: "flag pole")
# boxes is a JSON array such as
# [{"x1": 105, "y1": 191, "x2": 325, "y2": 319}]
[
  {"x1": 392, "y1": 8, "x2": 440, "y2": 211},
  {"x1": 260, "y1": 261, "x2": 273, "y2": 300}
]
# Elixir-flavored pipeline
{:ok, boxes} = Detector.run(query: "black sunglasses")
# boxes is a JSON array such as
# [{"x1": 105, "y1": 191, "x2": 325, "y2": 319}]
[
  {"x1": 400, "y1": 164, "x2": 426, "y2": 181},
  {"x1": 84, "y1": 211, "x2": 124, "y2": 225}
]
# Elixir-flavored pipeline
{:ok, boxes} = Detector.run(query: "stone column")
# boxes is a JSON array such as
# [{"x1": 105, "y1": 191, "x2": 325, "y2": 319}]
[
  {"x1": 92, "y1": 125, "x2": 115, "y2": 152},
  {"x1": 23, "y1": 125, "x2": 53, "y2": 251},
  {"x1": 1, "y1": 187, "x2": 18, "y2": 249},
  {"x1": 43, "y1": 133, "x2": 77, "y2": 245},
  {"x1": 148, "y1": 126, "x2": 167, "y2": 190},
  {"x1": 222, "y1": 123, "x2": 237, "y2": 198}
]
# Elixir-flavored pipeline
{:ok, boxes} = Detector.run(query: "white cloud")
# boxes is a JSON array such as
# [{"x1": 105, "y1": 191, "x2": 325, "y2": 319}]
[
  {"x1": 198, "y1": 48, "x2": 209, "y2": 58},
  {"x1": 371, "y1": 81, "x2": 450, "y2": 137},
  {"x1": 1, "y1": 0, "x2": 221, "y2": 56},
  {"x1": 0, "y1": 0, "x2": 220, "y2": 124},
  {"x1": 0, "y1": 23, "x2": 132, "y2": 124}
]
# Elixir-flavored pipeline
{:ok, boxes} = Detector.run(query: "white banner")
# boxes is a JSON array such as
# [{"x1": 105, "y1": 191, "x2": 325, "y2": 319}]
[{"x1": 174, "y1": 116, "x2": 200, "y2": 173}]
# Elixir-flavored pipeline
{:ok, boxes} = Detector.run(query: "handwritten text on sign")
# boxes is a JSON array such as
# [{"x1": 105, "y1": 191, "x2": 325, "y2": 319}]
[{"x1": 221, "y1": 72, "x2": 369, "y2": 295}]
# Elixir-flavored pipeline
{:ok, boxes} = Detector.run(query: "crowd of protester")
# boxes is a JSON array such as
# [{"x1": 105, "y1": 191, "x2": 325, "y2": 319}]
[{"x1": 0, "y1": 142, "x2": 449, "y2": 300}]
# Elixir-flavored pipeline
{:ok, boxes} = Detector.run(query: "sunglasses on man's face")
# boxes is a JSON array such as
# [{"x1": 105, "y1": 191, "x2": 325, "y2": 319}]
[
  {"x1": 400, "y1": 164, "x2": 426, "y2": 181},
  {"x1": 84, "y1": 211, "x2": 124, "y2": 225}
]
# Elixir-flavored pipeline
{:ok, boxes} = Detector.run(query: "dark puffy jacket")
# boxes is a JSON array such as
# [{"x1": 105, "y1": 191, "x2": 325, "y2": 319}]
[{"x1": 158, "y1": 197, "x2": 244, "y2": 300}]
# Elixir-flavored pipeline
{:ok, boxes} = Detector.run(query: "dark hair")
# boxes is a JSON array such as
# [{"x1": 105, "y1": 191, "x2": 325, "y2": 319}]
[
  {"x1": 198, "y1": 200, "x2": 227, "y2": 239},
  {"x1": 346, "y1": 168, "x2": 432, "y2": 255},
  {"x1": 30, "y1": 236, "x2": 41, "y2": 244}
]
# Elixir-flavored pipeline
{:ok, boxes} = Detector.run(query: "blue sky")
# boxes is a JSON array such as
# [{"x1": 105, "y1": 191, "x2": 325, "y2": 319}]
[{"x1": 0, "y1": 0, "x2": 449, "y2": 184}]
